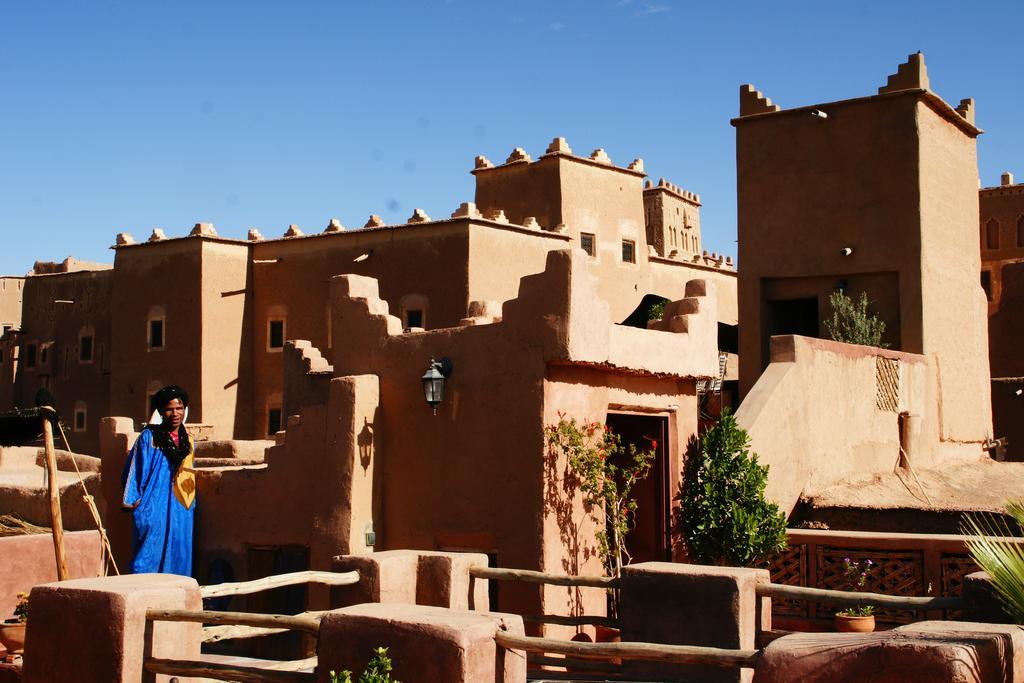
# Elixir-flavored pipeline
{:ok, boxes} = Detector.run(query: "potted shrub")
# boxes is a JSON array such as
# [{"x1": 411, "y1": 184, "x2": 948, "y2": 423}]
[
  {"x1": 674, "y1": 411, "x2": 788, "y2": 567},
  {"x1": 835, "y1": 558, "x2": 876, "y2": 632},
  {"x1": 545, "y1": 414, "x2": 656, "y2": 636},
  {"x1": 0, "y1": 592, "x2": 29, "y2": 654}
]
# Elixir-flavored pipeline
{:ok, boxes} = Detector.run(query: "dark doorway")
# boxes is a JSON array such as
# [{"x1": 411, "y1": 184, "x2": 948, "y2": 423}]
[
  {"x1": 605, "y1": 413, "x2": 671, "y2": 564},
  {"x1": 244, "y1": 545, "x2": 310, "y2": 660},
  {"x1": 766, "y1": 297, "x2": 819, "y2": 339},
  {"x1": 763, "y1": 297, "x2": 819, "y2": 371}
]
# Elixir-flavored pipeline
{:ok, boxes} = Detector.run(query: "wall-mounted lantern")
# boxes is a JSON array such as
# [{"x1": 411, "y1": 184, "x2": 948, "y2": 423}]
[{"x1": 422, "y1": 357, "x2": 453, "y2": 414}]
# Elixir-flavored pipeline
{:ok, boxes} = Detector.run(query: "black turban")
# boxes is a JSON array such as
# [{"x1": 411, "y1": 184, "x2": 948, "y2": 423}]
[{"x1": 151, "y1": 385, "x2": 189, "y2": 413}]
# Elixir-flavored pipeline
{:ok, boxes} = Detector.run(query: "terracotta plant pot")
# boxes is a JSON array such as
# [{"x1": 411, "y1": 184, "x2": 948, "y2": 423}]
[
  {"x1": 594, "y1": 625, "x2": 622, "y2": 665},
  {"x1": 0, "y1": 621, "x2": 26, "y2": 653},
  {"x1": 835, "y1": 614, "x2": 875, "y2": 633}
]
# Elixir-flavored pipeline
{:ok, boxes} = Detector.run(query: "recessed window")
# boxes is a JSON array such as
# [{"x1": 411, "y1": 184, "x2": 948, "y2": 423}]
[
  {"x1": 25, "y1": 343, "x2": 37, "y2": 369},
  {"x1": 267, "y1": 407, "x2": 283, "y2": 435},
  {"x1": 986, "y1": 218, "x2": 1000, "y2": 250},
  {"x1": 1, "y1": 324, "x2": 11, "y2": 338},
  {"x1": 1017, "y1": 216, "x2": 1024, "y2": 248},
  {"x1": 149, "y1": 318, "x2": 165, "y2": 349},
  {"x1": 39, "y1": 342, "x2": 51, "y2": 366},
  {"x1": 79, "y1": 334, "x2": 94, "y2": 363},
  {"x1": 406, "y1": 309, "x2": 423, "y2": 329},
  {"x1": 0, "y1": 349, "x2": 4, "y2": 364},
  {"x1": 268, "y1": 319, "x2": 285, "y2": 351},
  {"x1": 621, "y1": 239, "x2": 636, "y2": 264},
  {"x1": 580, "y1": 232, "x2": 596, "y2": 257},
  {"x1": 982, "y1": 271, "x2": 993, "y2": 301},
  {"x1": 73, "y1": 403, "x2": 87, "y2": 433}
]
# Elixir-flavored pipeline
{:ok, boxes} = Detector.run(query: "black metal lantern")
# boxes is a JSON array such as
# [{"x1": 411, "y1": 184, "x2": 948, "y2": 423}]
[{"x1": 422, "y1": 357, "x2": 453, "y2": 414}]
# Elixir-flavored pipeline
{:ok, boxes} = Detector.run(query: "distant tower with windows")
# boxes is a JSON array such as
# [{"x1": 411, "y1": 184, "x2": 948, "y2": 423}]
[{"x1": 643, "y1": 178, "x2": 703, "y2": 260}]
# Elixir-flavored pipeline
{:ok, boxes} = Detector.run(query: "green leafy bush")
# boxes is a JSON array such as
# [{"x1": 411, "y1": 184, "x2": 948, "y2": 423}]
[
  {"x1": 823, "y1": 290, "x2": 888, "y2": 348},
  {"x1": 331, "y1": 647, "x2": 399, "y2": 683},
  {"x1": 675, "y1": 411, "x2": 787, "y2": 566}
]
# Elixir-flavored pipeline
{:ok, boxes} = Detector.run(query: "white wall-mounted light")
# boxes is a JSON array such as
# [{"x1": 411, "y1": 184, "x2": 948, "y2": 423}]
[
  {"x1": 840, "y1": 247, "x2": 853, "y2": 256},
  {"x1": 810, "y1": 109, "x2": 828, "y2": 120}
]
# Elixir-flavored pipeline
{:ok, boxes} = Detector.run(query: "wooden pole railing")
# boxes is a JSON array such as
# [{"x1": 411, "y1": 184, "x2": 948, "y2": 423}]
[
  {"x1": 521, "y1": 613, "x2": 618, "y2": 628},
  {"x1": 496, "y1": 632, "x2": 760, "y2": 669},
  {"x1": 200, "y1": 569, "x2": 359, "y2": 599},
  {"x1": 469, "y1": 566, "x2": 617, "y2": 589},
  {"x1": 146, "y1": 609, "x2": 322, "y2": 635},
  {"x1": 145, "y1": 657, "x2": 316, "y2": 683},
  {"x1": 202, "y1": 610, "x2": 329, "y2": 643},
  {"x1": 756, "y1": 583, "x2": 963, "y2": 611}
]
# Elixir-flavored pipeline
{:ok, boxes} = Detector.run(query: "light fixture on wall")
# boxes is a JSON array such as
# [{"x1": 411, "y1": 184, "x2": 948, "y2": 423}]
[
  {"x1": 809, "y1": 109, "x2": 828, "y2": 120},
  {"x1": 422, "y1": 357, "x2": 453, "y2": 414},
  {"x1": 840, "y1": 247, "x2": 853, "y2": 256}
]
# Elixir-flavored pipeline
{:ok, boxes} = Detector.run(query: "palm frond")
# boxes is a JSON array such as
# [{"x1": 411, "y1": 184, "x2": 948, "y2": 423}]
[{"x1": 962, "y1": 509, "x2": 1024, "y2": 623}]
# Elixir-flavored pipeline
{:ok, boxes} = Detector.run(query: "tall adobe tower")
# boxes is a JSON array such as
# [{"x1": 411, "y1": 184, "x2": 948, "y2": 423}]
[{"x1": 735, "y1": 53, "x2": 992, "y2": 444}]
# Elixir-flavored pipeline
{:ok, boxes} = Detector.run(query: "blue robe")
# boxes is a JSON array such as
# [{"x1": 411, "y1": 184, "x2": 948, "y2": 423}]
[{"x1": 122, "y1": 428, "x2": 194, "y2": 576}]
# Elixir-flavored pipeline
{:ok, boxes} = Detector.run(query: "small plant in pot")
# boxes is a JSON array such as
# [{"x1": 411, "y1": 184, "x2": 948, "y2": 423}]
[
  {"x1": 0, "y1": 592, "x2": 29, "y2": 654},
  {"x1": 835, "y1": 558, "x2": 876, "y2": 632}
]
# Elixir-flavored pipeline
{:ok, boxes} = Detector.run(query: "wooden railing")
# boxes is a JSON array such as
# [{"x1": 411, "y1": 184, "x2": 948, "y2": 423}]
[
  {"x1": 469, "y1": 566, "x2": 618, "y2": 628},
  {"x1": 756, "y1": 582, "x2": 963, "y2": 611},
  {"x1": 143, "y1": 569, "x2": 359, "y2": 682},
  {"x1": 497, "y1": 632, "x2": 760, "y2": 669}
]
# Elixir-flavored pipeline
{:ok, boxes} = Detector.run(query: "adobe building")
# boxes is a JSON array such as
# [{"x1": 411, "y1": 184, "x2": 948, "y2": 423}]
[
  {"x1": 980, "y1": 170, "x2": 1024, "y2": 459},
  {"x1": 0, "y1": 139, "x2": 737, "y2": 455},
  {"x1": 733, "y1": 54, "x2": 1004, "y2": 525},
  {"x1": 94, "y1": 248, "x2": 722, "y2": 624},
  {"x1": 735, "y1": 52, "x2": 991, "y2": 439}
]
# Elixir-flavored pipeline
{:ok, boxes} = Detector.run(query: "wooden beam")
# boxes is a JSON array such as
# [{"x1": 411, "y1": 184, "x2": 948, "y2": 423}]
[
  {"x1": 496, "y1": 633, "x2": 760, "y2": 668},
  {"x1": 145, "y1": 657, "x2": 315, "y2": 683},
  {"x1": 202, "y1": 610, "x2": 329, "y2": 643},
  {"x1": 469, "y1": 566, "x2": 617, "y2": 589},
  {"x1": 756, "y1": 583, "x2": 963, "y2": 610},
  {"x1": 527, "y1": 652, "x2": 624, "y2": 672},
  {"x1": 41, "y1": 411, "x2": 68, "y2": 581},
  {"x1": 146, "y1": 609, "x2": 321, "y2": 635},
  {"x1": 521, "y1": 614, "x2": 619, "y2": 628},
  {"x1": 200, "y1": 570, "x2": 359, "y2": 598}
]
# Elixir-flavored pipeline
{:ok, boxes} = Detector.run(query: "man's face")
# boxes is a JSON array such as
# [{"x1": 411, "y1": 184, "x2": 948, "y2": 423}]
[{"x1": 162, "y1": 398, "x2": 185, "y2": 429}]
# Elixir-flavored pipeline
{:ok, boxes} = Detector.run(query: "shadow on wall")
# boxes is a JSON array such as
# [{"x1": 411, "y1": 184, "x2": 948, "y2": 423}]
[{"x1": 542, "y1": 429, "x2": 595, "y2": 618}]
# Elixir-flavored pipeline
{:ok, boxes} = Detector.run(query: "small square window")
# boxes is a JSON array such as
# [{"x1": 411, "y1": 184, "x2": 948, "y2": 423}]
[
  {"x1": 621, "y1": 239, "x2": 636, "y2": 264},
  {"x1": 580, "y1": 232, "x2": 596, "y2": 257},
  {"x1": 79, "y1": 335, "x2": 94, "y2": 363},
  {"x1": 267, "y1": 407, "x2": 283, "y2": 435},
  {"x1": 406, "y1": 309, "x2": 423, "y2": 329},
  {"x1": 149, "y1": 319, "x2": 164, "y2": 349},
  {"x1": 268, "y1": 319, "x2": 285, "y2": 350},
  {"x1": 74, "y1": 408, "x2": 87, "y2": 432},
  {"x1": 25, "y1": 343, "x2": 37, "y2": 369}
]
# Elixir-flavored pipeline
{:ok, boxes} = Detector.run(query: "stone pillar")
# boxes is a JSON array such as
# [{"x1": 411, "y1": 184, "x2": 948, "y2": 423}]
[
  {"x1": 619, "y1": 562, "x2": 769, "y2": 683},
  {"x1": 331, "y1": 550, "x2": 490, "y2": 612},
  {"x1": 963, "y1": 571, "x2": 1015, "y2": 624},
  {"x1": 416, "y1": 551, "x2": 490, "y2": 611},
  {"x1": 316, "y1": 603, "x2": 524, "y2": 683},
  {"x1": 22, "y1": 574, "x2": 201, "y2": 683},
  {"x1": 331, "y1": 550, "x2": 421, "y2": 607},
  {"x1": 99, "y1": 416, "x2": 137, "y2": 571}
]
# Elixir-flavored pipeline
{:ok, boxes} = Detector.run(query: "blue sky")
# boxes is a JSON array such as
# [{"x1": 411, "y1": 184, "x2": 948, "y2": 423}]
[{"x1": 1, "y1": 1, "x2": 1021, "y2": 276}]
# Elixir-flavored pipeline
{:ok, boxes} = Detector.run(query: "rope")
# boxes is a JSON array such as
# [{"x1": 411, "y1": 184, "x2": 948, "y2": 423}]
[{"x1": 54, "y1": 420, "x2": 120, "y2": 576}]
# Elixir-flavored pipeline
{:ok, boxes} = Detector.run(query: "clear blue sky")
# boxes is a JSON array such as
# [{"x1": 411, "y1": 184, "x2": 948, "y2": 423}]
[{"x1": 1, "y1": 1, "x2": 1021, "y2": 276}]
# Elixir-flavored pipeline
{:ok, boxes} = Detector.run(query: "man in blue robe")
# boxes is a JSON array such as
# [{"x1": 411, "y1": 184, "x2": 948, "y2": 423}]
[{"x1": 122, "y1": 385, "x2": 196, "y2": 576}]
